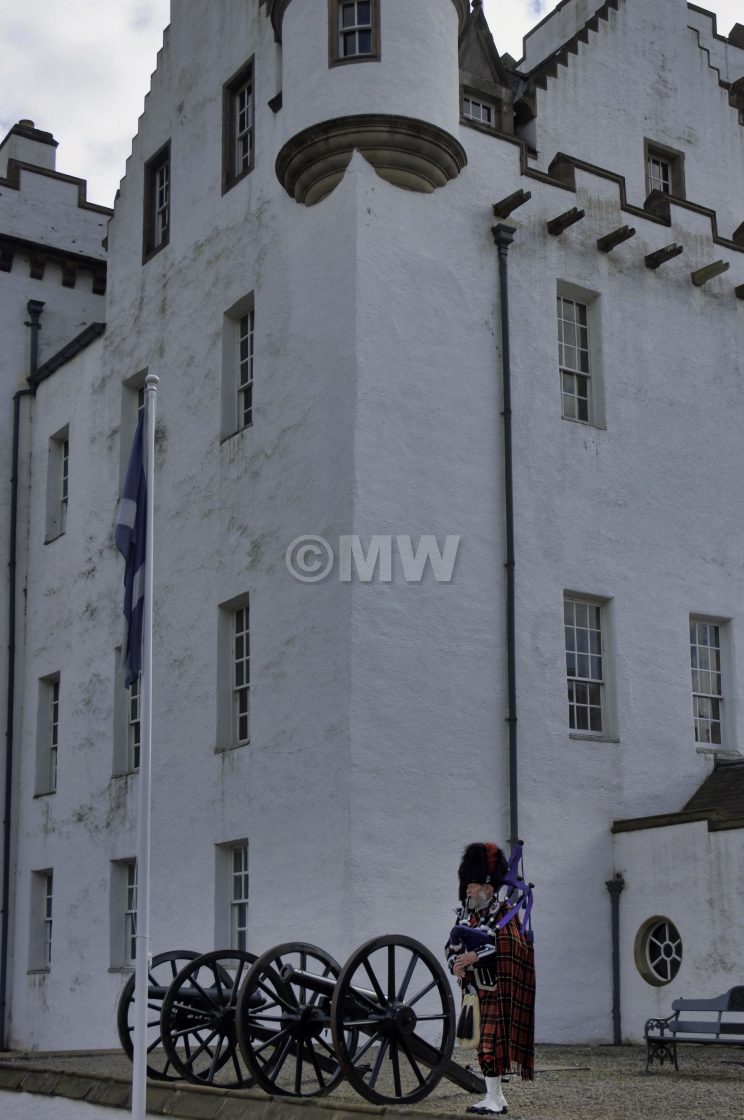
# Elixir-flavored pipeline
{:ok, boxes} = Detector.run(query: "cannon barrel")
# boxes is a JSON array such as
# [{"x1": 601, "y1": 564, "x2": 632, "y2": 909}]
[{"x1": 279, "y1": 963, "x2": 376, "y2": 1004}]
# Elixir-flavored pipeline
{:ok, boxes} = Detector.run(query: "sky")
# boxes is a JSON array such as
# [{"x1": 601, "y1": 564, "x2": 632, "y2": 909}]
[{"x1": 0, "y1": 0, "x2": 741, "y2": 208}]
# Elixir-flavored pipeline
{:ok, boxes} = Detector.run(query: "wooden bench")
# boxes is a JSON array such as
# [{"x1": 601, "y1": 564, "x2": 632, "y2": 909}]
[{"x1": 645, "y1": 986, "x2": 744, "y2": 1070}]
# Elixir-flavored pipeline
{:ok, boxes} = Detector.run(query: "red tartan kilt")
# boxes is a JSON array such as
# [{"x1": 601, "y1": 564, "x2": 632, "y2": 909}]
[{"x1": 475, "y1": 920, "x2": 536, "y2": 1080}]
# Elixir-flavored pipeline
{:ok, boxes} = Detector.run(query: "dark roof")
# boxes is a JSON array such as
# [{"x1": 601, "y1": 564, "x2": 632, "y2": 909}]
[
  {"x1": 29, "y1": 322, "x2": 106, "y2": 387},
  {"x1": 612, "y1": 758, "x2": 744, "y2": 834},
  {"x1": 682, "y1": 758, "x2": 744, "y2": 820}
]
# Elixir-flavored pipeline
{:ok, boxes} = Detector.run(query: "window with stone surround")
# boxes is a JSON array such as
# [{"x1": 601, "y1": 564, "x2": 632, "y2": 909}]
[
  {"x1": 29, "y1": 869, "x2": 53, "y2": 971},
  {"x1": 564, "y1": 596, "x2": 606, "y2": 735},
  {"x1": 231, "y1": 844, "x2": 250, "y2": 950},
  {"x1": 143, "y1": 141, "x2": 170, "y2": 261},
  {"x1": 329, "y1": 0, "x2": 380, "y2": 65},
  {"x1": 214, "y1": 839, "x2": 250, "y2": 949},
  {"x1": 113, "y1": 648, "x2": 141, "y2": 776},
  {"x1": 35, "y1": 673, "x2": 60, "y2": 795},
  {"x1": 216, "y1": 594, "x2": 251, "y2": 750},
  {"x1": 557, "y1": 283, "x2": 604, "y2": 428},
  {"x1": 644, "y1": 140, "x2": 685, "y2": 199},
  {"x1": 635, "y1": 917, "x2": 683, "y2": 986},
  {"x1": 110, "y1": 859, "x2": 137, "y2": 969},
  {"x1": 690, "y1": 617, "x2": 726, "y2": 746},
  {"x1": 221, "y1": 293, "x2": 255, "y2": 439},
  {"x1": 223, "y1": 60, "x2": 255, "y2": 192},
  {"x1": 45, "y1": 425, "x2": 70, "y2": 541}
]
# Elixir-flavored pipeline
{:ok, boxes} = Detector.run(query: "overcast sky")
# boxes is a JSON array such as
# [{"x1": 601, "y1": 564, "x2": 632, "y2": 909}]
[{"x1": 0, "y1": 0, "x2": 740, "y2": 208}]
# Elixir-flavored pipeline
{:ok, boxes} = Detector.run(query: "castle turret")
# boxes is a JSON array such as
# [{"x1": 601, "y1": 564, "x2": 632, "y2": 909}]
[{"x1": 271, "y1": 0, "x2": 469, "y2": 204}]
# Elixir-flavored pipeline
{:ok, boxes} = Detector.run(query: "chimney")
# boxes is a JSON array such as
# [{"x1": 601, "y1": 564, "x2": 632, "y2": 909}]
[{"x1": 0, "y1": 120, "x2": 58, "y2": 177}]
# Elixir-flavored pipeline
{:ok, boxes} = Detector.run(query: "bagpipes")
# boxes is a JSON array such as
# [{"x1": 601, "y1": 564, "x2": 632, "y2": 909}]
[{"x1": 452, "y1": 840, "x2": 535, "y2": 949}]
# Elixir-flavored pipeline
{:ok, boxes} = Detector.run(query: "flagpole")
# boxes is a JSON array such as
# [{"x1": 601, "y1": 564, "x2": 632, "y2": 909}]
[{"x1": 132, "y1": 373, "x2": 159, "y2": 1120}]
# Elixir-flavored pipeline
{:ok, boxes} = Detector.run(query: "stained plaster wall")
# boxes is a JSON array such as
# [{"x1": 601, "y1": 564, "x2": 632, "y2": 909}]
[
  {"x1": 614, "y1": 822, "x2": 744, "y2": 1038},
  {"x1": 518, "y1": 0, "x2": 608, "y2": 67},
  {"x1": 0, "y1": 150, "x2": 108, "y2": 1040},
  {"x1": 7, "y1": 0, "x2": 744, "y2": 1050},
  {"x1": 524, "y1": 0, "x2": 744, "y2": 241}
]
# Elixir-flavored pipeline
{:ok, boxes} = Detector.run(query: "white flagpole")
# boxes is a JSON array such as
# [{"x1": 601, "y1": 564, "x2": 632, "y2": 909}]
[{"x1": 132, "y1": 373, "x2": 159, "y2": 1120}]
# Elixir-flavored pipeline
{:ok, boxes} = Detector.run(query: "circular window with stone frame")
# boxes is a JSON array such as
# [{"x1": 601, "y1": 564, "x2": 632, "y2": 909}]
[{"x1": 634, "y1": 916, "x2": 683, "y2": 986}]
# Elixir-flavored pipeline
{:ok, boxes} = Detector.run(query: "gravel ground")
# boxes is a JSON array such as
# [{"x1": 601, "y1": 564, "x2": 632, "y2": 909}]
[{"x1": 4, "y1": 1044, "x2": 744, "y2": 1120}]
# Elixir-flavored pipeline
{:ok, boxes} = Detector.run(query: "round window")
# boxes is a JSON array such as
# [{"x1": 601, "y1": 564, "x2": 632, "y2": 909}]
[{"x1": 634, "y1": 916, "x2": 683, "y2": 986}]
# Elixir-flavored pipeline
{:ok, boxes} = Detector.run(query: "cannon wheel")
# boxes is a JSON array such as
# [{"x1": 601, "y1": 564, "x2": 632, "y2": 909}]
[
  {"x1": 116, "y1": 949, "x2": 201, "y2": 1081},
  {"x1": 330, "y1": 934, "x2": 455, "y2": 1105},
  {"x1": 237, "y1": 942, "x2": 355, "y2": 1097},
  {"x1": 159, "y1": 949, "x2": 257, "y2": 1088}
]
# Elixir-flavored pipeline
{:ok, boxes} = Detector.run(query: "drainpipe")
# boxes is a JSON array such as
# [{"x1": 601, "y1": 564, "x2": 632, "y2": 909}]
[
  {"x1": 0, "y1": 299, "x2": 43, "y2": 1051},
  {"x1": 492, "y1": 224, "x2": 518, "y2": 848},
  {"x1": 606, "y1": 872, "x2": 625, "y2": 1045}
]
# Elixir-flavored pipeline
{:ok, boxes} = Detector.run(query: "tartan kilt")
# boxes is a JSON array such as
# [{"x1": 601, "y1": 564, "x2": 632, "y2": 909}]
[{"x1": 476, "y1": 920, "x2": 535, "y2": 1080}]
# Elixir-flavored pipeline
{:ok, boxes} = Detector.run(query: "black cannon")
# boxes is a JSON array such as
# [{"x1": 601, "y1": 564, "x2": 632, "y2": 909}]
[{"x1": 117, "y1": 935, "x2": 484, "y2": 1104}]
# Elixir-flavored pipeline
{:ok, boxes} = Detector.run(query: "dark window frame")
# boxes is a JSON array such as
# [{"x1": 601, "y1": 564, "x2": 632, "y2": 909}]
[
  {"x1": 222, "y1": 58, "x2": 255, "y2": 194},
  {"x1": 142, "y1": 141, "x2": 171, "y2": 263},
  {"x1": 328, "y1": 0, "x2": 380, "y2": 68}
]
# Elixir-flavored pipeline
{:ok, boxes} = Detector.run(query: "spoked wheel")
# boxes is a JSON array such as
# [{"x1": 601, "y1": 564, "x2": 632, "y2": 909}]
[
  {"x1": 237, "y1": 942, "x2": 356, "y2": 1097},
  {"x1": 160, "y1": 949, "x2": 257, "y2": 1088},
  {"x1": 331, "y1": 934, "x2": 455, "y2": 1105},
  {"x1": 116, "y1": 949, "x2": 201, "y2": 1081}
]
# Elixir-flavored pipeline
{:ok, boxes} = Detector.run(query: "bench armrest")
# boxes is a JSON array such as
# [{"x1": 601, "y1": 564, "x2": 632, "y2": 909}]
[{"x1": 645, "y1": 1014, "x2": 676, "y2": 1036}]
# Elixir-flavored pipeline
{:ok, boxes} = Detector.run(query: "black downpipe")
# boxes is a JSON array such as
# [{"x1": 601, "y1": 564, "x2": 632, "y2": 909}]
[
  {"x1": 606, "y1": 873, "x2": 625, "y2": 1045},
  {"x1": 0, "y1": 299, "x2": 43, "y2": 1051},
  {"x1": 492, "y1": 224, "x2": 518, "y2": 847}
]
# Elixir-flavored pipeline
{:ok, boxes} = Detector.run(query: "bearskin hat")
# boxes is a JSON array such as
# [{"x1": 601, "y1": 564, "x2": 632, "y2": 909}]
[{"x1": 458, "y1": 842, "x2": 507, "y2": 903}]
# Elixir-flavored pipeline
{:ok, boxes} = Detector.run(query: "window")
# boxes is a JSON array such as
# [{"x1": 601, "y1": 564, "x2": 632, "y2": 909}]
[
  {"x1": 231, "y1": 844, "x2": 250, "y2": 950},
  {"x1": 221, "y1": 293, "x2": 255, "y2": 438},
  {"x1": 329, "y1": 0, "x2": 380, "y2": 65},
  {"x1": 143, "y1": 142, "x2": 170, "y2": 260},
  {"x1": 113, "y1": 648, "x2": 142, "y2": 776},
  {"x1": 125, "y1": 861, "x2": 138, "y2": 965},
  {"x1": 634, "y1": 917, "x2": 683, "y2": 986},
  {"x1": 214, "y1": 839, "x2": 249, "y2": 947},
  {"x1": 234, "y1": 604, "x2": 250, "y2": 745},
  {"x1": 238, "y1": 309, "x2": 254, "y2": 429},
  {"x1": 45, "y1": 425, "x2": 70, "y2": 541},
  {"x1": 463, "y1": 96, "x2": 494, "y2": 127},
  {"x1": 648, "y1": 154, "x2": 670, "y2": 194},
  {"x1": 644, "y1": 140, "x2": 685, "y2": 199},
  {"x1": 564, "y1": 596, "x2": 604, "y2": 734},
  {"x1": 29, "y1": 870, "x2": 53, "y2": 971},
  {"x1": 118, "y1": 371, "x2": 148, "y2": 490},
  {"x1": 216, "y1": 594, "x2": 251, "y2": 750},
  {"x1": 49, "y1": 678, "x2": 59, "y2": 791},
  {"x1": 61, "y1": 438, "x2": 69, "y2": 517},
  {"x1": 690, "y1": 618, "x2": 724, "y2": 745},
  {"x1": 110, "y1": 859, "x2": 138, "y2": 969},
  {"x1": 43, "y1": 871, "x2": 53, "y2": 967},
  {"x1": 558, "y1": 296, "x2": 590, "y2": 423},
  {"x1": 128, "y1": 677, "x2": 141, "y2": 771},
  {"x1": 223, "y1": 61, "x2": 255, "y2": 191},
  {"x1": 35, "y1": 674, "x2": 60, "y2": 795}
]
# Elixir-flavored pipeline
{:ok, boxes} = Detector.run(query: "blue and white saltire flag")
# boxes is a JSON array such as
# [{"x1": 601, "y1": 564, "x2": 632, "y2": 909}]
[{"x1": 115, "y1": 414, "x2": 147, "y2": 687}]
